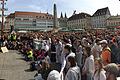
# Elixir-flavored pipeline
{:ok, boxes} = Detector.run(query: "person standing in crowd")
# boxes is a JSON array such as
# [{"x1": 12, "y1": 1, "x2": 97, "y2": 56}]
[
  {"x1": 75, "y1": 40, "x2": 83, "y2": 69},
  {"x1": 65, "y1": 56, "x2": 81, "y2": 80},
  {"x1": 81, "y1": 36, "x2": 90, "y2": 47},
  {"x1": 82, "y1": 47, "x2": 95, "y2": 80},
  {"x1": 33, "y1": 35, "x2": 40, "y2": 50},
  {"x1": 42, "y1": 41, "x2": 50, "y2": 53},
  {"x1": 91, "y1": 38, "x2": 102, "y2": 59},
  {"x1": 104, "y1": 63, "x2": 119, "y2": 80},
  {"x1": 50, "y1": 37, "x2": 56, "y2": 62},
  {"x1": 94, "y1": 58, "x2": 106, "y2": 80},
  {"x1": 10, "y1": 31, "x2": 16, "y2": 41},
  {"x1": 47, "y1": 70, "x2": 61, "y2": 80},
  {"x1": 0, "y1": 35, "x2": 5, "y2": 47},
  {"x1": 60, "y1": 44, "x2": 75, "y2": 80},
  {"x1": 116, "y1": 41, "x2": 120, "y2": 64},
  {"x1": 55, "y1": 39, "x2": 63, "y2": 64},
  {"x1": 109, "y1": 40, "x2": 118, "y2": 63},
  {"x1": 100, "y1": 40, "x2": 111, "y2": 66}
]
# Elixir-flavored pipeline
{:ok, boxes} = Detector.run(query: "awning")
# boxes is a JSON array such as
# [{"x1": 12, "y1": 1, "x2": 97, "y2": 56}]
[
  {"x1": 115, "y1": 26, "x2": 120, "y2": 29},
  {"x1": 17, "y1": 31, "x2": 27, "y2": 33}
]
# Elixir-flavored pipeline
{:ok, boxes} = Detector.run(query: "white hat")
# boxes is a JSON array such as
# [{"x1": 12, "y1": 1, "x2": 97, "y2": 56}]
[
  {"x1": 100, "y1": 40, "x2": 108, "y2": 44},
  {"x1": 44, "y1": 45, "x2": 49, "y2": 52},
  {"x1": 47, "y1": 70, "x2": 61, "y2": 80}
]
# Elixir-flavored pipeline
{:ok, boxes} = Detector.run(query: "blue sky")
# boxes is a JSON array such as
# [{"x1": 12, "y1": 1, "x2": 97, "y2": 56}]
[{"x1": 4, "y1": 0, "x2": 120, "y2": 17}]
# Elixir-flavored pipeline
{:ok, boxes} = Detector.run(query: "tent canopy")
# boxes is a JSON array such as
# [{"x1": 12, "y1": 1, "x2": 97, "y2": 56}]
[
  {"x1": 115, "y1": 26, "x2": 120, "y2": 29},
  {"x1": 17, "y1": 31, "x2": 27, "y2": 33}
]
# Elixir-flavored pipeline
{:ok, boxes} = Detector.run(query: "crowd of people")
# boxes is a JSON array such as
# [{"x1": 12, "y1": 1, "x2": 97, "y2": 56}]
[{"x1": 0, "y1": 29, "x2": 120, "y2": 80}]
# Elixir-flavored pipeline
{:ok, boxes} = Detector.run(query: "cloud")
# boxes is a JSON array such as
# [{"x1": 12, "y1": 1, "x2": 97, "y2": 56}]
[
  {"x1": 5, "y1": 0, "x2": 120, "y2": 18},
  {"x1": 56, "y1": 0, "x2": 120, "y2": 17}
]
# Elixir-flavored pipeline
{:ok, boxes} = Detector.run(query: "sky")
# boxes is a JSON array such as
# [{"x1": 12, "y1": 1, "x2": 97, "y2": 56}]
[{"x1": 3, "y1": 0, "x2": 120, "y2": 18}]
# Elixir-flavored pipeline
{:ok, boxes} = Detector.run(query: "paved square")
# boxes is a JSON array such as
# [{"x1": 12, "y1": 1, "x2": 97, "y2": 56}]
[{"x1": 0, "y1": 50, "x2": 36, "y2": 80}]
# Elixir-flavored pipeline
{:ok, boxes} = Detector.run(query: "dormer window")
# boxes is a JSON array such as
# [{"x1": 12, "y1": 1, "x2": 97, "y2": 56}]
[
  {"x1": 36, "y1": 16, "x2": 38, "y2": 18},
  {"x1": 39, "y1": 16, "x2": 41, "y2": 18}
]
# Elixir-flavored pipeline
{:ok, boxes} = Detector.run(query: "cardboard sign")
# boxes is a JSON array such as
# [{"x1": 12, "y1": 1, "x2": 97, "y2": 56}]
[
  {"x1": 1, "y1": 47, "x2": 9, "y2": 53},
  {"x1": 117, "y1": 77, "x2": 120, "y2": 80}
]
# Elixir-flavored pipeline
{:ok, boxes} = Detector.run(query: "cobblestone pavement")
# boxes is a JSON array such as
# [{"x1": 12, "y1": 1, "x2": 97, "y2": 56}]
[{"x1": 0, "y1": 50, "x2": 36, "y2": 80}]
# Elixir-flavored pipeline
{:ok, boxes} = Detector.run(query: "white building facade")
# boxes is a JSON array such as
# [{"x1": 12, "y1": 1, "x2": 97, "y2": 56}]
[
  {"x1": 106, "y1": 15, "x2": 120, "y2": 29},
  {"x1": 67, "y1": 13, "x2": 91, "y2": 30},
  {"x1": 91, "y1": 7, "x2": 111, "y2": 29},
  {"x1": 6, "y1": 11, "x2": 54, "y2": 31}
]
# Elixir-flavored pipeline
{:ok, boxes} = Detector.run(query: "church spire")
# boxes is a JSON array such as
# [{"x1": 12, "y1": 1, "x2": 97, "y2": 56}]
[
  {"x1": 65, "y1": 13, "x2": 67, "y2": 18},
  {"x1": 60, "y1": 12, "x2": 63, "y2": 18}
]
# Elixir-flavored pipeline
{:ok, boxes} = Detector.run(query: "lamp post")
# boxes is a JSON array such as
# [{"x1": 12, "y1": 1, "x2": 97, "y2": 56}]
[{"x1": 0, "y1": 0, "x2": 7, "y2": 36}]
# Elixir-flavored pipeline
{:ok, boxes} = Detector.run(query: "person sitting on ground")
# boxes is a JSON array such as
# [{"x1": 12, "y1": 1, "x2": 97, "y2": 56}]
[
  {"x1": 26, "y1": 48, "x2": 33, "y2": 61},
  {"x1": 35, "y1": 59, "x2": 51, "y2": 80}
]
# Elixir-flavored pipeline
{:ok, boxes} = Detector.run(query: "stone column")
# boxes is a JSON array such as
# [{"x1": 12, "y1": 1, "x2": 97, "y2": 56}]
[{"x1": 53, "y1": 4, "x2": 58, "y2": 28}]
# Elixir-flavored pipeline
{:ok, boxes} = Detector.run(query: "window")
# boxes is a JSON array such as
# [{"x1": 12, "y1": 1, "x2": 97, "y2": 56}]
[
  {"x1": 23, "y1": 19, "x2": 29, "y2": 21},
  {"x1": 33, "y1": 21, "x2": 36, "y2": 23},
  {"x1": 36, "y1": 16, "x2": 38, "y2": 18},
  {"x1": 39, "y1": 16, "x2": 41, "y2": 18},
  {"x1": 33, "y1": 24, "x2": 36, "y2": 26},
  {"x1": 16, "y1": 18, "x2": 21, "y2": 20}
]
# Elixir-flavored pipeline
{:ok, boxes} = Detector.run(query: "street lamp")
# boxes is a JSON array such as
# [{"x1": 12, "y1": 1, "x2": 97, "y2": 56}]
[{"x1": 0, "y1": 0, "x2": 8, "y2": 36}]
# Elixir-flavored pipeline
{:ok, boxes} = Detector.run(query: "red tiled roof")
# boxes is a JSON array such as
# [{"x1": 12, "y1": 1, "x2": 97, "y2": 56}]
[
  {"x1": 68, "y1": 12, "x2": 91, "y2": 21},
  {"x1": 6, "y1": 13, "x2": 15, "y2": 18},
  {"x1": 6, "y1": 11, "x2": 53, "y2": 19},
  {"x1": 15, "y1": 11, "x2": 53, "y2": 19}
]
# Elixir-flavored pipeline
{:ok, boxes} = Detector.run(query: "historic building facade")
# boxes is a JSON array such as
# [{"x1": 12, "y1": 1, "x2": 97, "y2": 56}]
[
  {"x1": 58, "y1": 12, "x2": 68, "y2": 29},
  {"x1": 91, "y1": 7, "x2": 111, "y2": 28},
  {"x1": 106, "y1": 15, "x2": 120, "y2": 29},
  {"x1": 6, "y1": 11, "x2": 54, "y2": 31},
  {"x1": 6, "y1": 7, "x2": 119, "y2": 31},
  {"x1": 67, "y1": 12, "x2": 91, "y2": 30}
]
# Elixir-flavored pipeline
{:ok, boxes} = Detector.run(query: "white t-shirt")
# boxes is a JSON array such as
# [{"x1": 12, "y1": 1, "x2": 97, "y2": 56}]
[
  {"x1": 91, "y1": 43, "x2": 102, "y2": 58},
  {"x1": 60, "y1": 52, "x2": 75, "y2": 80},
  {"x1": 65, "y1": 66, "x2": 81, "y2": 80},
  {"x1": 117, "y1": 77, "x2": 120, "y2": 80},
  {"x1": 94, "y1": 70, "x2": 106, "y2": 80},
  {"x1": 83, "y1": 55, "x2": 95, "y2": 75}
]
